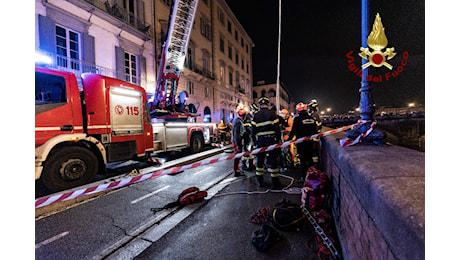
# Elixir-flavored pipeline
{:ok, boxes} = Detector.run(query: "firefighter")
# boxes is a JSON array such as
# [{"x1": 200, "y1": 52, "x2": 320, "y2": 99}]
[
  {"x1": 279, "y1": 108, "x2": 298, "y2": 168},
  {"x1": 288, "y1": 102, "x2": 318, "y2": 174},
  {"x1": 251, "y1": 97, "x2": 282, "y2": 189},
  {"x1": 231, "y1": 107, "x2": 247, "y2": 177},
  {"x1": 218, "y1": 119, "x2": 227, "y2": 144},
  {"x1": 241, "y1": 105, "x2": 255, "y2": 171},
  {"x1": 307, "y1": 99, "x2": 322, "y2": 166}
]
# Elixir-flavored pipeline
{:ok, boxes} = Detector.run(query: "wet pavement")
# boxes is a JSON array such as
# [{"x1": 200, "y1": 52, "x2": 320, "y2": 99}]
[{"x1": 134, "y1": 166, "x2": 340, "y2": 260}]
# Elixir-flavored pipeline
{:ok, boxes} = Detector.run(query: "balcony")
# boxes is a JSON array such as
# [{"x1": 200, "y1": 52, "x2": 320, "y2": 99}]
[
  {"x1": 66, "y1": 0, "x2": 151, "y2": 37},
  {"x1": 236, "y1": 85, "x2": 245, "y2": 95},
  {"x1": 184, "y1": 62, "x2": 216, "y2": 80}
]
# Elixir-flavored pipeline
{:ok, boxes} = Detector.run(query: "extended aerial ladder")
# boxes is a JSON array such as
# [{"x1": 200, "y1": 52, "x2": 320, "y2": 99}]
[{"x1": 152, "y1": 0, "x2": 199, "y2": 113}]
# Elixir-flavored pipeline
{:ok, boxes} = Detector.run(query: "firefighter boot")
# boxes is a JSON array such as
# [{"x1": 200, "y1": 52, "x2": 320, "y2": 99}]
[
  {"x1": 256, "y1": 175, "x2": 264, "y2": 187},
  {"x1": 271, "y1": 177, "x2": 282, "y2": 190},
  {"x1": 248, "y1": 159, "x2": 256, "y2": 171}
]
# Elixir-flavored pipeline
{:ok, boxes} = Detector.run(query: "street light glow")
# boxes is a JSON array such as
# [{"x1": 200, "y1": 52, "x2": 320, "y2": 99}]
[{"x1": 408, "y1": 103, "x2": 415, "y2": 107}]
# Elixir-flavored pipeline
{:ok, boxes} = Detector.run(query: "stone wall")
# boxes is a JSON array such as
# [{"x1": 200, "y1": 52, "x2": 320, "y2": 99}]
[{"x1": 320, "y1": 132, "x2": 425, "y2": 260}]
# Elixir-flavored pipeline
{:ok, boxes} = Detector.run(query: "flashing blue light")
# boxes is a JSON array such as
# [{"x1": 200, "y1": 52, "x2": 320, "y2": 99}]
[{"x1": 35, "y1": 51, "x2": 53, "y2": 65}]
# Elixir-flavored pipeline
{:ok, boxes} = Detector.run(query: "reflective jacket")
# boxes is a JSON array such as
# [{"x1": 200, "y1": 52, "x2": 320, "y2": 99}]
[
  {"x1": 288, "y1": 110, "x2": 317, "y2": 140},
  {"x1": 251, "y1": 107, "x2": 281, "y2": 142}
]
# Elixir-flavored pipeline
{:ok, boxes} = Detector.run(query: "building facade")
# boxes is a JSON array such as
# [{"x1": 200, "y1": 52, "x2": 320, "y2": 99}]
[
  {"x1": 35, "y1": 0, "x2": 254, "y2": 123},
  {"x1": 253, "y1": 81, "x2": 294, "y2": 114}
]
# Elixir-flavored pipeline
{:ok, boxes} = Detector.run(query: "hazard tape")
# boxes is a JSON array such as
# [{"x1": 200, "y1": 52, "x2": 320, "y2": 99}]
[
  {"x1": 211, "y1": 143, "x2": 225, "y2": 148},
  {"x1": 35, "y1": 121, "x2": 365, "y2": 209},
  {"x1": 339, "y1": 120, "x2": 376, "y2": 147}
]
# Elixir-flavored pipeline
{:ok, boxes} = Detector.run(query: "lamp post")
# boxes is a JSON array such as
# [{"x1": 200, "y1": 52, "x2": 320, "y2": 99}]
[{"x1": 345, "y1": 0, "x2": 385, "y2": 144}]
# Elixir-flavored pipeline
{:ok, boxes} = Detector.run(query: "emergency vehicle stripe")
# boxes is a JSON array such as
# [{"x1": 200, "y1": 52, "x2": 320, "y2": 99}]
[
  {"x1": 87, "y1": 125, "x2": 111, "y2": 129},
  {"x1": 35, "y1": 121, "x2": 369, "y2": 209},
  {"x1": 35, "y1": 127, "x2": 60, "y2": 131},
  {"x1": 35, "y1": 126, "x2": 84, "y2": 131}
]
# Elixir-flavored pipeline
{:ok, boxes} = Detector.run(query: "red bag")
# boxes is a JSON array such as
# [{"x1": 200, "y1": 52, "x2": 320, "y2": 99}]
[
  {"x1": 178, "y1": 187, "x2": 208, "y2": 205},
  {"x1": 301, "y1": 166, "x2": 329, "y2": 210}
]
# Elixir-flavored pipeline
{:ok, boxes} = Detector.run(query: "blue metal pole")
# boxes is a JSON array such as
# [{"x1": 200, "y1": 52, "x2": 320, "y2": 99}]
[{"x1": 359, "y1": 0, "x2": 374, "y2": 121}]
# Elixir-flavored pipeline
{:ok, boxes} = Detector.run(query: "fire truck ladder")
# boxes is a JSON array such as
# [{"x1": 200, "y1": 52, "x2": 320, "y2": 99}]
[{"x1": 153, "y1": 0, "x2": 198, "y2": 111}]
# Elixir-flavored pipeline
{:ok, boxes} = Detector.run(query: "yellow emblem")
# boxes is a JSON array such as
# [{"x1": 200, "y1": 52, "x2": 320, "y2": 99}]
[{"x1": 359, "y1": 13, "x2": 396, "y2": 70}]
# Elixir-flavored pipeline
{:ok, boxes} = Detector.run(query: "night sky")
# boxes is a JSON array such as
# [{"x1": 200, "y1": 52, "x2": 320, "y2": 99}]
[{"x1": 225, "y1": 0, "x2": 424, "y2": 114}]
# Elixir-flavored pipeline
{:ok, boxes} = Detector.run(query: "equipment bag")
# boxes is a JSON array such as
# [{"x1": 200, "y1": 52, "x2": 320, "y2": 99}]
[
  {"x1": 269, "y1": 199, "x2": 306, "y2": 231},
  {"x1": 251, "y1": 224, "x2": 283, "y2": 252},
  {"x1": 301, "y1": 166, "x2": 329, "y2": 210},
  {"x1": 151, "y1": 187, "x2": 207, "y2": 213}
]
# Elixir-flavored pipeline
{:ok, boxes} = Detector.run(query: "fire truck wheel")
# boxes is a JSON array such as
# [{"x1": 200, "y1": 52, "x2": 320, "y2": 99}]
[
  {"x1": 42, "y1": 146, "x2": 98, "y2": 192},
  {"x1": 190, "y1": 133, "x2": 204, "y2": 153}
]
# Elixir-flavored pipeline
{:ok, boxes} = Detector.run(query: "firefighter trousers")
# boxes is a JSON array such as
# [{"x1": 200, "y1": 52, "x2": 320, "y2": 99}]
[{"x1": 255, "y1": 136, "x2": 280, "y2": 177}]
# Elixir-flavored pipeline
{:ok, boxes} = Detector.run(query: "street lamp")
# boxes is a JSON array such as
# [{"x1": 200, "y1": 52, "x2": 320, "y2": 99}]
[
  {"x1": 344, "y1": 0, "x2": 385, "y2": 144},
  {"x1": 326, "y1": 108, "x2": 331, "y2": 113},
  {"x1": 408, "y1": 103, "x2": 415, "y2": 107}
]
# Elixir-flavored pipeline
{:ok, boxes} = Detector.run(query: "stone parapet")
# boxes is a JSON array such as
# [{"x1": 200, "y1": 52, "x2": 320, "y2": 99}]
[{"x1": 321, "y1": 132, "x2": 424, "y2": 260}]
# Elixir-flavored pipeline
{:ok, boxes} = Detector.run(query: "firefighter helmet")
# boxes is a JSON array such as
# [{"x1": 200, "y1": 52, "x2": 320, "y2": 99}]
[
  {"x1": 296, "y1": 102, "x2": 307, "y2": 111},
  {"x1": 280, "y1": 109, "x2": 289, "y2": 117},
  {"x1": 258, "y1": 97, "x2": 270, "y2": 105},
  {"x1": 238, "y1": 107, "x2": 248, "y2": 116},
  {"x1": 307, "y1": 99, "x2": 319, "y2": 111},
  {"x1": 250, "y1": 103, "x2": 259, "y2": 111}
]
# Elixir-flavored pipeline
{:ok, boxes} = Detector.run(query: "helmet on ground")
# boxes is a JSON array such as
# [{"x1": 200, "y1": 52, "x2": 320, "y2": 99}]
[
  {"x1": 296, "y1": 102, "x2": 307, "y2": 111},
  {"x1": 258, "y1": 97, "x2": 270, "y2": 105}
]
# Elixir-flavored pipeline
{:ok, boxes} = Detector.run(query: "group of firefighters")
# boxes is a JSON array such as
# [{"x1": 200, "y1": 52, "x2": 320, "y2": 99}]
[{"x1": 227, "y1": 97, "x2": 322, "y2": 189}]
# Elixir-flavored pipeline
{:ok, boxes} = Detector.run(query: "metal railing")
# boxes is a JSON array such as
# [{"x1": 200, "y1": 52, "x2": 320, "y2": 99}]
[
  {"x1": 41, "y1": 52, "x2": 154, "y2": 90},
  {"x1": 184, "y1": 62, "x2": 216, "y2": 80},
  {"x1": 83, "y1": 0, "x2": 151, "y2": 33}
]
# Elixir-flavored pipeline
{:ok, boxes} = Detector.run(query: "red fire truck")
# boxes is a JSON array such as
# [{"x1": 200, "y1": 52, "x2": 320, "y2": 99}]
[{"x1": 35, "y1": 66, "x2": 217, "y2": 192}]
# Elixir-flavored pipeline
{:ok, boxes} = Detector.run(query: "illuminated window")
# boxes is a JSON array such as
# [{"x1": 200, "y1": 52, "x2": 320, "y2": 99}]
[
  {"x1": 56, "y1": 25, "x2": 80, "y2": 71},
  {"x1": 124, "y1": 52, "x2": 138, "y2": 84}
]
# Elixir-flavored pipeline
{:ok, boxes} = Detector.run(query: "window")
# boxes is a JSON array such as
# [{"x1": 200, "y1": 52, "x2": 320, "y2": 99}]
[
  {"x1": 203, "y1": 55, "x2": 210, "y2": 75},
  {"x1": 185, "y1": 46, "x2": 193, "y2": 69},
  {"x1": 187, "y1": 81, "x2": 194, "y2": 95},
  {"x1": 235, "y1": 30, "x2": 238, "y2": 41},
  {"x1": 35, "y1": 72, "x2": 67, "y2": 105},
  {"x1": 219, "y1": 62, "x2": 226, "y2": 85},
  {"x1": 200, "y1": 17, "x2": 211, "y2": 40},
  {"x1": 217, "y1": 8, "x2": 224, "y2": 24},
  {"x1": 228, "y1": 43, "x2": 232, "y2": 60},
  {"x1": 219, "y1": 37, "x2": 225, "y2": 53},
  {"x1": 205, "y1": 86, "x2": 209, "y2": 98},
  {"x1": 228, "y1": 67, "x2": 233, "y2": 86},
  {"x1": 227, "y1": 21, "x2": 232, "y2": 33},
  {"x1": 235, "y1": 52, "x2": 239, "y2": 65},
  {"x1": 161, "y1": 0, "x2": 172, "y2": 6},
  {"x1": 241, "y1": 58, "x2": 244, "y2": 70},
  {"x1": 241, "y1": 38, "x2": 244, "y2": 48},
  {"x1": 124, "y1": 52, "x2": 138, "y2": 84},
  {"x1": 56, "y1": 25, "x2": 80, "y2": 71}
]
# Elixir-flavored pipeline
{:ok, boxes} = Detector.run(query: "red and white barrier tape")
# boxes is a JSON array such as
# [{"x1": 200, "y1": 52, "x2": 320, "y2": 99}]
[
  {"x1": 211, "y1": 143, "x2": 225, "y2": 148},
  {"x1": 35, "y1": 121, "x2": 365, "y2": 209},
  {"x1": 339, "y1": 120, "x2": 377, "y2": 147}
]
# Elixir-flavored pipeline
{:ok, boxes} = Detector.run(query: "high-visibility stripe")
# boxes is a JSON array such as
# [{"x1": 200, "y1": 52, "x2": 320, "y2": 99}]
[
  {"x1": 35, "y1": 126, "x2": 84, "y2": 131},
  {"x1": 268, "y1": 168, "x2": 280, "y2": 177},
  {"x1": 256, "y1": 167, "x2": 264, "y2": 176},
  {"x1": 256, "y1": 131, "x2": 275, "y2": 136},
  {"x1": 251, "y1": 118, "x2": 279, "y2": 127}
]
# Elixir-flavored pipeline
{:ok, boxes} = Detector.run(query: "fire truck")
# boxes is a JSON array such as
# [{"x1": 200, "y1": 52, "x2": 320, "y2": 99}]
[{"x1": 35, "y1": 0, "x2": 216, "y2": 192}]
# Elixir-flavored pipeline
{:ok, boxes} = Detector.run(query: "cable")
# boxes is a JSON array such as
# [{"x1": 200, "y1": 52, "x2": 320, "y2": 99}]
[{"x1": 213, "y1": 174, "x2": 302, "y2": 198}]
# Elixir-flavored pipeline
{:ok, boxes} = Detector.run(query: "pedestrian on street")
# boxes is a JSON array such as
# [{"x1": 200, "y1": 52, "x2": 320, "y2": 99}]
[
  {"x1": 289, "y1": 102, "x2": 318, "y2": 174},
  {"x1": 251, "y1": 97, "x2": 282, "y2": 189},
  {"x1": 232, "y1": 107, "x2": 247, "y2": 177}
]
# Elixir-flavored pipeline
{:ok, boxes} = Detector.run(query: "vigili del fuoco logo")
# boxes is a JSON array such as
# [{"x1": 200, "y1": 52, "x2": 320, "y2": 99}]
[{"x1": 346, "y1": 13, "x2": 409, "y2": 82}]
